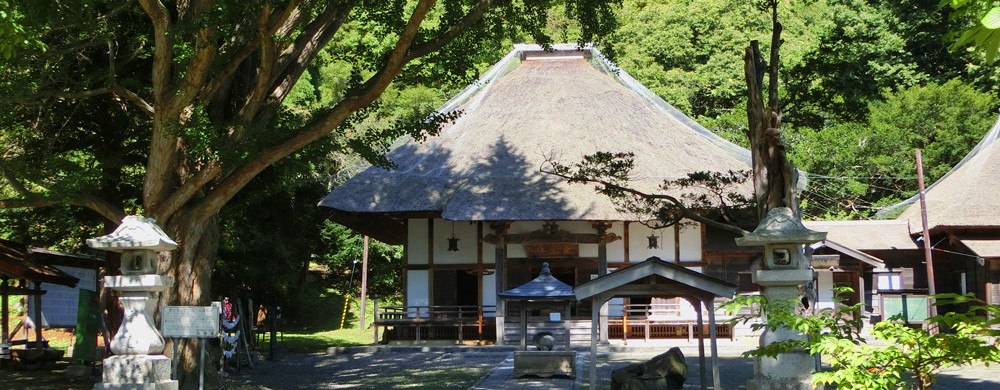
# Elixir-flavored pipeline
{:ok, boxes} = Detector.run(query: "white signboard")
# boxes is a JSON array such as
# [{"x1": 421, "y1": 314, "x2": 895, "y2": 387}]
[{"x1": 162, "y1": 303, "x2": 220, "y2": 338}]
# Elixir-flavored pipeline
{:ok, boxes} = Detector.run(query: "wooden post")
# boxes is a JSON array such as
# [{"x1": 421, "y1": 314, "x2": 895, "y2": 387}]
[
  {"x1": 695, "y1": 298, "x2": 706, "y2": 390},
  {"x1": 916, "y1": 149, "x2": 938, "y2": 322},
  {"x1": 707, "y1": 298, "x2": 721, "y2": 390},
  {"x1": 492, "y1": 222, "x2": 509, "y2": 345},
  {"x1": 33, "y1": 281, "x2": 42, "y2": 348},
  {"x1": 1, "y1": 277, "x2": 8, "y2": 346},
  {"x1": 373, "y1": 296, "x2": 379, "y2": 344},
  {"x1": 360, "y1": 236, "x2": 369, "y2": 330},
  {"x1": 589, "y1": 297, "x2": 600, "y2": 389}
]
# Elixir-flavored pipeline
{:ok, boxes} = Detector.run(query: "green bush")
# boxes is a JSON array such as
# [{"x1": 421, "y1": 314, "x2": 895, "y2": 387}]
[{"x1": 724, "y1": 289, "x2": 1000, "y2": 389}]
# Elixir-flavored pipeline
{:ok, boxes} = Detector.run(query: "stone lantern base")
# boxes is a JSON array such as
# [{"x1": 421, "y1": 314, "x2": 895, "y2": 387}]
[{"x1": 96, "y1": 355, "x2": 177, "y2": 390}]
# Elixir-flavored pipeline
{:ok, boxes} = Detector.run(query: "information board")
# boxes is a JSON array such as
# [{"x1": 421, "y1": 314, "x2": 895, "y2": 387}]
[{"x1": 162, "y1": 303, "x2": 220, "y2": 338}]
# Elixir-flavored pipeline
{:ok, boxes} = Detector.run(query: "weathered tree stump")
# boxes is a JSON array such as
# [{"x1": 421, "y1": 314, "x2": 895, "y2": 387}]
[{"x1": 610, "y1": 347, "x2": 687, "y2": 390}]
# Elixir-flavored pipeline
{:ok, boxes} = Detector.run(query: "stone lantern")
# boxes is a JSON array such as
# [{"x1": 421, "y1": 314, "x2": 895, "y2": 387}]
[
  {"x1": 87, "y1": 216, "x2": 177, "y2": 390},
  {"x1": 735, "y1": 207, "x2": 826, "y2": 390}
]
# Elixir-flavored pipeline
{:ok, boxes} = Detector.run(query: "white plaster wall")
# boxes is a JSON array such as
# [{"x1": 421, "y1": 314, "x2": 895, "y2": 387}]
[
  {"x1": 407, "y1": 219, "x2": 428, "y2": 265},
  {"x1": 678, "y1": 223, "x2": 702, "y2": 261},
  {"x1": 627, "y1": 223, "x2": 676, "y2": 262},
  {"x1": 432, "y1": 219, "x2": 478, "y2": 265},
  {"x1": 816, "y1": 271, "x2": 835, "y2": 310},
  {"x1": 407, "y1": 270, "x2": 429, "y2": 317}
]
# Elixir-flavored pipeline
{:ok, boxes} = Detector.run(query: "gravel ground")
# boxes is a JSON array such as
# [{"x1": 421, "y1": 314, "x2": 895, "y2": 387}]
[{"x1": 227, "y1": 343, "x2": 1000, "y2": 390}]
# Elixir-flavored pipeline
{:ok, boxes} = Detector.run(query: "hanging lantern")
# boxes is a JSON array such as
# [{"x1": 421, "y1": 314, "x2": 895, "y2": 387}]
[
  {"x1": 647, "y1": 233, "x2": 659, "y2": 249},
  {"x1": 447, "y1": 221, "x2": 460, "y2": 251}
]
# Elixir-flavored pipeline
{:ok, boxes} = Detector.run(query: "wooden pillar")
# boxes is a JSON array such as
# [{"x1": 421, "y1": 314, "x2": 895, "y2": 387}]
[
  {"x1": 707, "y1": 297, "x2": 721, "y2": 390},
  {"x1": 593, "y1": 222, "x2": 611, "y2": 276},
  {"x1": 564, "y1": 302, "x2": 572, "y2": 349},
  {"x1": 1, "y1": 277, "x2": 8, "y2": 345},
  {"x1": 427, "y1": 219, "x2": 434, "y2": 307},
  {"x1": 692, "y1": 297, "x2": 707, "y2": 390},
  {"x1": 33, "y1": 281, "x2": 42, "y2": 348},
  {"x1": 589, "y1": 296, "x2": 601, "y2": 389},
  {"x1": 519, "y1": 301, "x2": 527, "y2": 351},
  {"x1": 491, "y1": 222, "x2": 509, "y2": 345},
  {"x1": 593, "y1": 222, "x2": 612, "y2": 344},
  {"x1": 674, "y1": 224, "x2": 681, "y2": 263},
  {"x1": 477, "y1": 222, "x2": 484, "y2": 342}
]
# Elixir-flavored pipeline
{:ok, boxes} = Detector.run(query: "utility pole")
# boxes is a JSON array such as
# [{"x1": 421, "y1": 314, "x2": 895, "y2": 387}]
[{"x1": 916, "y1": 149, "x2": 938, "y2": 324}]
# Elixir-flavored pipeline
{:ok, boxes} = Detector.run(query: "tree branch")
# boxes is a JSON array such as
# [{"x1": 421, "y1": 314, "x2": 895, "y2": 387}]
[
  {"x1": 109, "y1": 86, "x2": 155, "y2": 115},
  {"x1": 137, "y1": 0, "x2": 173, "y2": 104},
  {"x1": 188, "y1": 0, "x2": 438, "y2": 224},
  {"x1": 404, "y1": 0, "x2": 493, "y2": 62},
  {"x1": 269, "y1": 0, "x2": 356, "y2": 106},
  {"x1": 0, "y1": 195, "x2": 126, "y2": 223},
  {"x1": 147, "y1": 163, "x2": 222, "y2": 224},
  {"x1": 541, "y1": 166, "x2": 750, "y2": 236}
]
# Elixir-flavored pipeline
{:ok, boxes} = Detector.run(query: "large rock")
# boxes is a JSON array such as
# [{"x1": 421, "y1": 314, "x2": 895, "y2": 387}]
[{"x1": 611, "y1": 347, "x2": 687, "y2": 390}]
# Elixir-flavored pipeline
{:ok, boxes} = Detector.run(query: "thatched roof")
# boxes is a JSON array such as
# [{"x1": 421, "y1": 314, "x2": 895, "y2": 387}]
[
  {"x1": 890, "y1": 115, "x2": 1000, "y2": 232},
  {"x1": 961, "y1": 239, "x2": 1000, "y2": 258},
  {"x1": 803, "y1": 220, "x2": 916, "y2": 251},
  {"x1": 320, "y1": 45, "x2": 752, "y2": 243}
]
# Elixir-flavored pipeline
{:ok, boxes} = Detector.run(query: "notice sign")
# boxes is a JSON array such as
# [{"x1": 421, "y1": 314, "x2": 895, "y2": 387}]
[{"x1": 162, "y1": 304, "x2": 220, "y2": 338}]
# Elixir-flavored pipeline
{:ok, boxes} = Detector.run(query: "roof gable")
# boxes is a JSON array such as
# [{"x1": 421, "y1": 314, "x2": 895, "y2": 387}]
[{"x1": 574, "y1": 257, "x2": 736, "y2": 300}]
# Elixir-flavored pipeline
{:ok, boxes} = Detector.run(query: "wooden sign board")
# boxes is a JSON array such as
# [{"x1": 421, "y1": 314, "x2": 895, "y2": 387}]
[
  {"x1": 524, "y1": 243, "x2": 578, "y2": 258},
  {"x1": 162, "y1": 303, "x2": 220, "y2": 338}
]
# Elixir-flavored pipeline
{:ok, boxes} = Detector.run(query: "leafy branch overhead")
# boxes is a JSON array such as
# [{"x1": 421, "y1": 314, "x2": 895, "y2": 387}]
[
  {"x1": 945, "y1": 0, "x2": 1000, "y2": 63},
  {"x1": 543, "y1": 152, "x2": 753, "y2": 236}
]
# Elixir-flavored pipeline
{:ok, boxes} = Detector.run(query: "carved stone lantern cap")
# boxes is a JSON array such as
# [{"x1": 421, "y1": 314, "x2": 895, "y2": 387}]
[
  {"x1": 86, "y1": 215, "x2": 178, "y2": 252},
  {"x1": 735, "y1": 207, "x2": 826, "y2": 246}
]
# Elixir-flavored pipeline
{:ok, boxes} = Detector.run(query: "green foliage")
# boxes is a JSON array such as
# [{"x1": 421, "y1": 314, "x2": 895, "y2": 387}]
[
  {"x1": 790, "y1": 79, "x2": 997, "y2": 219},
  {"x1": 945, "y1": 0, "x2": 1000, "y2": 63},
  {"x1": 319, "y1": 222, "x2": 404, "y2": 299},
  {"x1": 724, "y1": 289, "x2": 1000, "y2": 390}
]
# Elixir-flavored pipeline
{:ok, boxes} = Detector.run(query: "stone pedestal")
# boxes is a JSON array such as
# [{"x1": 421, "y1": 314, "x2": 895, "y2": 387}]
[
  {"x1": 747, "y1": 269, "x2": 819, "y2": 390},
  {"x1": 96, "y1": 275, "x2": 177, "y2": 390},
  {"x1": 96, "y1": 355, "x2": 177, "y2": 390}
]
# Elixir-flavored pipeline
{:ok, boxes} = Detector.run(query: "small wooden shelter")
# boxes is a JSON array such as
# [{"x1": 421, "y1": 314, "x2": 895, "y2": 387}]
[
  {"x1": 574, "y1": 256, "x2": 737, "y2": 390},
  {"x1": 0, "y1": 239, "x2": 80, "y2": 356}
]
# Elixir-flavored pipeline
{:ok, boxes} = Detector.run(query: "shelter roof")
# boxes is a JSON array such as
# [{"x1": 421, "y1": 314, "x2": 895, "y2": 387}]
[
  {"x1": 888, "y1": 115, "x2": 1000, "y2": 231},
  {"x1": 320, "y1": 45, "x2": 754, "y2": 243},
  {"x1": 574, "y1": 257, "x2": 736, "y2": 300},
  {"x1": 499, "y1": 262, "x2": 576, "y2": 301},
  {"x1": 0, "y1": 239, "x2": 80, "y2": 287}
]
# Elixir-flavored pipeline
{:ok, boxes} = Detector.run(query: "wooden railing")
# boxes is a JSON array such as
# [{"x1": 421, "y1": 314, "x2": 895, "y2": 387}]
[{"x1": 372, "y1": 304, "x2": 497, "y2": 343}]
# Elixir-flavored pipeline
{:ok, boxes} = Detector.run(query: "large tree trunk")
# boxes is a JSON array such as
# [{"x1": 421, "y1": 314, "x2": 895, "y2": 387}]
[
  {"x1": 744, "y1": 4, "x2": 798, "y2": 221},
  {"x1": 158, "y1": 213, "x2": 221, "y2": 388}
]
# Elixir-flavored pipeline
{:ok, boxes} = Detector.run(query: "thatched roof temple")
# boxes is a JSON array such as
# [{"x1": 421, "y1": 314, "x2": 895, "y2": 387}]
[{"x1": 320, "y1": 44, "x2": 752, "y2": 243}]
